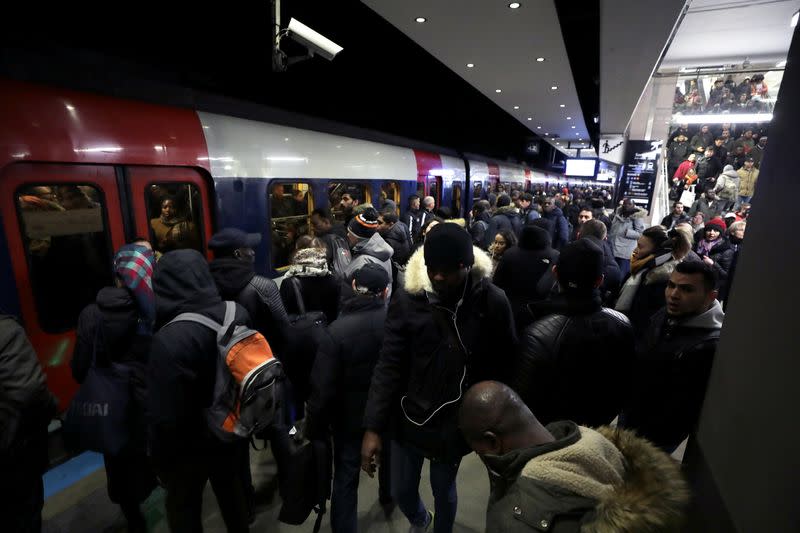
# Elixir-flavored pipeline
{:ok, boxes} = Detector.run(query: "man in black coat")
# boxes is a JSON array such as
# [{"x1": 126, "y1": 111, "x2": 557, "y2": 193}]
[
  {"x1": 403, "y1": 195, "x2": 429, "y2": 246},
  {"x1": 622, "y1": 261, "x2": 725, "y2": 452},
  {"x1": 579, "y1": 219, "x2": 622, "y2": 304},
  {"x1": 660, "y1": 201, "x2": 691, "y2": 230},
  {"x1": 147, "y1": 250, "x2": 252, "y2": 533},
  {"x1": 483, "y1": 193, "x2": 522, "y2": 248},
  {"x1": 209, "y1": 228, "x2": 290, "y2": 356},
  {"x1": 541, "y1": 196, "x2": 570, "y2": 250},
  {"x1": 0, "y1": 315, "x2": 56, "y2": 533},
  {"x1": 493, "y1": 225, "x2": 559, "y2": 333},
  {"x1": 515, "y1": 239, "x2": 634, "y2": 428},
  {"x1": 306, "y1": 264, "x2": 393, "y2": 532},
  {"x1": 361, "y1": 223, "x2": 516, "y2": 533}
]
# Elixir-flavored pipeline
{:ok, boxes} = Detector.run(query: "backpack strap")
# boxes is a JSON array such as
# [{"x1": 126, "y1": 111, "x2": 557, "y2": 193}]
[
  {"x1": 166, "y1": 301, "x2": 237, "y2": 345},
  {"x1": 290, "y1": 277, "x2": 307, "y2": 315}
]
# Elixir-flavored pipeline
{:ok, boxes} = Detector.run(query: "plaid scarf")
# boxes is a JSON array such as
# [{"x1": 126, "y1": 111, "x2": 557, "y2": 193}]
[{"x1": 113, "y1": 244, "x2": 156, "y2": 334}]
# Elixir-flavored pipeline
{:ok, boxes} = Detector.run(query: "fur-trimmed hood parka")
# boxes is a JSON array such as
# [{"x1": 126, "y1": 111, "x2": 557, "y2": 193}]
[
  {"x1": 483, "y1": 421, "x2": 688, "y2": 532},
  {"x1": 363, "y1": 244, "x2": 516, "y2": 462}
]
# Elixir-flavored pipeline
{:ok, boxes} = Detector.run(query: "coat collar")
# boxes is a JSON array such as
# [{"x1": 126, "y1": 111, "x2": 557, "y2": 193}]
[{"x1": 403, "y1": 244, "x2": 493, "y2": 296}]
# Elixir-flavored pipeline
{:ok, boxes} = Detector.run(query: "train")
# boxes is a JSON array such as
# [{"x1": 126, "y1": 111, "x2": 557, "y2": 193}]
[{"x1": 1, "y1": 78, "x2": 582, "y2": 410}]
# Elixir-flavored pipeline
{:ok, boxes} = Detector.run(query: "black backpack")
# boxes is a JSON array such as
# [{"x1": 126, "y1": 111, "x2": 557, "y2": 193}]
[
  {"x1": 278, "y1": 430, "x2": 332, "y2": 532},
  {"x1": 284, "y1": 277, "x2": 328, "y2": 403}
]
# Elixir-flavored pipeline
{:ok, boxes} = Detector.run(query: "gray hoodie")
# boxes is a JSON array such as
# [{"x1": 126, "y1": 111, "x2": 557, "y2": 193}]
[
  {"x1": 342, "y1": 232, "x2": 395, "y2": 298},
  {"x1": 677, "y1": 299, "x2": 725, "y2": 330},
  {"x1": 714, "y1": 168, "x2": 740, "y2": 201}
]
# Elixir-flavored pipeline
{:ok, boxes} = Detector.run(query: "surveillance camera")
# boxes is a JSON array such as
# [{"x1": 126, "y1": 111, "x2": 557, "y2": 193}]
[{"x1": 287, "y1": 18, "x2": 343, "y2": 61}]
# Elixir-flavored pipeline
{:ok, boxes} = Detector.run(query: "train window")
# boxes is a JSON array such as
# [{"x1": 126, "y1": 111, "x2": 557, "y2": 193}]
[
  {"x1": 473, "y1": 181, "x2": 484, "y2": 202},
  {"x1": 270, "y1": 182, "x2": 313, "y2": 269},
  {"x1": 452, "y1": 183, "x2": 463, "y2": 217},
  {"x1": 379, "y1": 181, "x2": 400, "y2": 213},
  {"x1": 328, "y1": 182, "x2": 369, "y2": 223},
  {"x1": 16, "y1": 184, "x2": 113, "y2": 332},
  {"x1": 429, "y1": 176, "x2": 442, "y2": 207},
  {"x1": 416, "y1": 181, "x2": 426, "y2": 199},
  {"x1": 146, "y1": 183, "x2": 204, "y2": 254}
]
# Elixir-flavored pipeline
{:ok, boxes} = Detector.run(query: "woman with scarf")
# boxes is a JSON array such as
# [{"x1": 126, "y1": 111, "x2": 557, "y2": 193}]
[
  {"x1": 149, "y1": 196, "x2": 200, "y2": 252},
  {"x1": 279, "y1": 236, "x2": 341, "y2": 325},
  {"x1": 615, "y1": 226, "x2": 692, "y2": 338},
  {"x1": 696, "y1": 217, "x2": 735, "y2": 286},
  {"x1": 70, "y1": 243, "x2": 157, "y2": 533}
]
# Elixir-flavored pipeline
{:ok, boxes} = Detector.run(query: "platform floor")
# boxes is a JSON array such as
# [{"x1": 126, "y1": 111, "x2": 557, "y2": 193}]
[
  {"x1": 42, "y1": 446, "x2": 490, "y2": 533},
  {"x1": 42, "y1": 435, "x2": 686, "y2": 532}
]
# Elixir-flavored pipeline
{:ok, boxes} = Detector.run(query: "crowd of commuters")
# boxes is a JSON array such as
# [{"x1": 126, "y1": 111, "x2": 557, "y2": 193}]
[
  {"x1": 3, "y1": 173, "x2": 752, "y2": 532},
  {"x1": 673, "y1": 74, "x2": 773, "y2": 116}
]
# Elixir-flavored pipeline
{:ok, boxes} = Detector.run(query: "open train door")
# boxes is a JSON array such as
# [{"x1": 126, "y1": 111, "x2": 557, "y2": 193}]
[
  {"x1": 0, "y1": 163, "x2": 127, "y2": 410},
  {"x1": 125, "y1": 166, "x2": 214, "y2": 259}
]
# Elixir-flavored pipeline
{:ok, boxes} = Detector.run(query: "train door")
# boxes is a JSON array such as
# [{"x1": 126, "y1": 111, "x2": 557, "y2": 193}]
[
  {"x1": 451, "y1": 181, "x2": 463, "y2": 218},
  {"x1": 126, "y1": 166, "x2": 214, "y2": 258},
  {"x1": 429, "y1": 175, "x2": 442, "y2": 208},
  {"x1": 0, "y1": 163, "x2": 127, "y2": 409}
]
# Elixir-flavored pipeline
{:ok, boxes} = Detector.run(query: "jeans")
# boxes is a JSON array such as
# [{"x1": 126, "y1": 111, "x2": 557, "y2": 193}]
[
  {"x1": 735, "y1": 195, "x2": 752, "y2": 210},
  {"x1": 330, "y1": 433, "x2": 392, "y2": 533},
  {"x1": 391, "y1": 440, "x2": 460, "y2": 533},
  {"x1": 159, "y1": 442, "x2": 251, "y2": 533},
  {"x1": 615, "y1": 257, "x2": 631, "y2": 279}
]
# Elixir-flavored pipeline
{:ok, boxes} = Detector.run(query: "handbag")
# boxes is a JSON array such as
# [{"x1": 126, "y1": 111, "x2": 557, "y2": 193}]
[{"x1": 63, "y1": 325, "x2": 133, "y2": 457}]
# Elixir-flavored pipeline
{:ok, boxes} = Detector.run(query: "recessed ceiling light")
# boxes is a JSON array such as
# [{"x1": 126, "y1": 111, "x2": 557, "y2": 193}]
[
  {"x1": 467, "y1": 63, "x2": 474, "y2": 68},
  {"x1": 559, "y1": 104, "x2": 565, "y2": 108},
  {"x1": 509, "y1": 2, "x2": 521, "y2": 8},
  {"x1": 284, "y1": 137, "x2": 290, "y2": 141},
  {"x1": 537, "y1": 126, "x2": 542, "y2": 129},
  {"x1": 527, "y1": 117, "x2": 532, "y2": 121},
  {"x1": 571, "y1": 126, "x2": 576, "y2": 129},
  {"x1": 415, "y1": 17, "x2": 427, "y2": 23},
  {"x1": 65, "y1": 104, "x2": 75, "y2": 111},
  {"x1": 566, "y1": 116, "x2": 572, "y2": 120},
  {"x1": 496, "y1": 89, "x2": 502, "y2": 93},
  {"x1": 513, "y1": 105, "x2": 519, "y2": 109},
  {"x1": 551, "y1": 86, "x2": 558, "y2": 90},
  {"x1": 544, "y1": 133, "x2": 549, "y2": 136},
  {"x1": 536, "y1": 57, "x2": 545, "y2": 62}
]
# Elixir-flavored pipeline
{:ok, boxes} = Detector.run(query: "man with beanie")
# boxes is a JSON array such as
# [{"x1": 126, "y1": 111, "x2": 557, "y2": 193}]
[
  {"x1": 482, "y1": 193, "x2": 522, "y2": 249},
  {"x1": 208, "y1": 228, "x2": 289, "y2": 356},
  {"x1": 341, "y1": 207, "x2": 394, "y2": 301},
  {"x1": 306, "y1": 264, "x2": 394, "y2": 532},
  {"x1": 362, "y1": 223, "x2": 516, "y2": 533},
  {"x1": 515, "y1": 239, "x2": 634, "y2": 428}
]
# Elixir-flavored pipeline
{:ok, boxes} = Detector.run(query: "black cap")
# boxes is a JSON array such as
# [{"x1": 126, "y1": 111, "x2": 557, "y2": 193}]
[
  {"x1": 424, "y1": 223, "x2": 474, "y2": 271},
  {"x1": 352, "y1": 263, "x2": 390, "y2": 293},
  {"x1": 556, "y1": 239, "x2": 604, "y2": 293},
  {"x1": 209, "y1": 228, "x2": 261, "y2": 250},
  {"x1": 745, "y1": 156, "x2": 754, "y2": 162}
]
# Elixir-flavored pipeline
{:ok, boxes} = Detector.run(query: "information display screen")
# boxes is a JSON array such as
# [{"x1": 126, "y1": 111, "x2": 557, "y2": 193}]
[{"x1": 565, "y1": 159, "x2": 597, "y2": 177}]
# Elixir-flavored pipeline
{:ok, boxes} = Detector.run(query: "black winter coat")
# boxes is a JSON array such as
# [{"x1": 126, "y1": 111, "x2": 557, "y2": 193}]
[
  {"x1": 0, "y1": 314, "x2": 55, "y2": 473},
  {"x1": 542, "y1": 207, "x2": 570, "y2": 250},
  {"x1": 493, "y1": 226, "x2": 559, "y2": 333},
  {"x1": 483, "y1": 206, "x2": 523, "y2": 248},
  {"x1": 147, "y1": 250, "x2": 251, "y2": 466},
  {"x1": 515, "y1": 293, "x2": 634, "y2": 427},
  {"x1": 586, "y1": 237, "x2": 622, "y2": 303},
  {"x1": 210, "y1": 257, "x2": 289, "y2": 356},
  {"x1": 363, "y1": 246, "x2": 516, "y2": 461},
  {"x1": 470, "y1": 211, "x2": 492, "y2": 249},
  {"x1": 306, "y1": 296, "x2": 386, "y2": 438},
  {"x1": 623, "y1": 303, "x2": 723, "y2": 449},
  {"x1": 696, "y1": 238, "x2": 735, "y2": 284},
  {"x1": 381, "y1": 224, "x2": 411, "y2": 266},
  {"x1": 619, "y1": 258, "x2": 680, "y2": 338}
]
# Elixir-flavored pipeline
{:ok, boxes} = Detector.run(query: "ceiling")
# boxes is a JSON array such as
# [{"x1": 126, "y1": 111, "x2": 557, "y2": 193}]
[
  {"x1": 361, "y1": 0, "x2": 592, "y2": 157},
  {"x1": 660, "y1": 0, "x2": 800, "y2": 70},
  {"x1": 600, "y1": 0, "x2": 687, "y2": 135}
]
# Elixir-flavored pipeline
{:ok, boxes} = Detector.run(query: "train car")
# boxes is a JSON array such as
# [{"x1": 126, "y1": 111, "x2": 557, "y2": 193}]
[{"x1": 0, "y1": 79, "x2": 467, "y2": 410}]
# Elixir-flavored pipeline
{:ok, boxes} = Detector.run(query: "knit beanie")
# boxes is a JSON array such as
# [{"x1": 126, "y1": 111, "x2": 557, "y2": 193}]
[
  {"x1": 705, "y1": 217, "x2": 727, "y2": 233},
  {"x1": 348, "y1": 207, "x2": 379, "y2": 239},
  {"x1": 424, "y1": 223, "x2": 474, "y2": 270}
]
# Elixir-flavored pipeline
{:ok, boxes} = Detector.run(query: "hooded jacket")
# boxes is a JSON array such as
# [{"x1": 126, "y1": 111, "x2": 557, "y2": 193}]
[
  {"x1": 516, "y1": 292, "x2": 634, "y2": 427},
  {"x1": 210, "y1": 257, "x2": 289, "y2": 356},
  {"x1": 624, "y1": 302, "x2": 724, "y2": 450},
  {"x1": 608, "y1": 207, "x2": 647, "y2": 260},
  {"x1": 714, "y1": 168, "x2": 741, "y2": 201},
  {"x1": 493, "y1": 226, "x2": 559, "y2": 333},
  {"x1": 0, "y1": 315, "x2": 56, "y2": 470},
  {"x1": 541, "y1": 207, "x2": 570, "y2": 250},
  {"x1": 470, "y1": 211, "x2": 492, "y2": 249},
  {"x1": 363, "y1": 246, "x2": 516, "y2": 461},
  {"x1": 736, "y1": 166, "x2": 759, "y2": 197},
  {"x1": 484, "y1": 205, "x2": 524, "y2": 248},
  {"x1": 147, "y1": 250, "x2": 250, "y2": 465},
  {"x1": 696, "y1": 237, "x2": 735, "y2": 282},
  {"x1": 688, "y1": 196, "x2": 724, "y2": 220},
  {"x1": 484, "y1": 421, "x2": 688, "y2": 533},
  {"x1": 341, "y1": 232, "x2": 394, "y2": 300},
  {"x1": 616, "y1": 256, "x2": 681, "y2": 337}
]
